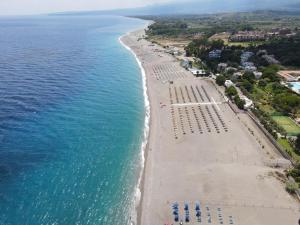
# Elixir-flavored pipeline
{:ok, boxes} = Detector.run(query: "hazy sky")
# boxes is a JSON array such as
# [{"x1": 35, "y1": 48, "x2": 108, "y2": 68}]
[{"x1": 0, "y1": 0, "x2": 173, "y2": 15}]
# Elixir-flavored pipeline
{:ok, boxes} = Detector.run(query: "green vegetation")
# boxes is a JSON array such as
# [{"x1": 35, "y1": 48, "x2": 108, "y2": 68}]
[
  {"x1": 261, "y1": 64, "x2": 281, "y2": 82},
  {"x1": 141, "y1": 11, "x2": 300, "y2": 40},
  {"x1": 234, "y1": 95, "x2": 245, "y2": 110},
  {"x1": 224, "y1": 86, "x2": 245, "y2": 109},
  {"x1": 216, "y1": 75, "x2": 226, "y2": 86},
  {"x1": 278, "y1": 138, "x2": 300, "y2": 162},
  {"x1": 246, "y1": 65, "x2": 300, "y2": 118},
  {"x1": 141, "y1": 11, "x2": 300, "y2": 164},
  {"x1": 185, "y1": 39, "x2": 243, "y2": 73},
  {"x1": 272, "y1": 116, "x2": 300, "y2": 136},
  {"x1": 288, "y1": 163, "x2": 300, "y2": 186},
  {"x1": 225, "y1": 86, "x2": 238, "y2": 98},
  {"x1": 285, "y1": 181, "x2": 298, "y2": 194},
  {"x1": 252, "y1": 107, "x2": 280, "y2": 139},
  {"x1": 296, "y1": 135, "x2": 300, "y2": 154},
  {"x1": 257, "y1": 33, "x2": 300, "y2": 67}
]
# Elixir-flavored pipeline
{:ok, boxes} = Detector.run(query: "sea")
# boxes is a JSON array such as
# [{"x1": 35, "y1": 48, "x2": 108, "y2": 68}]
[{"x1": 0, "y1": 15, "x2": 148, "y2": 225}]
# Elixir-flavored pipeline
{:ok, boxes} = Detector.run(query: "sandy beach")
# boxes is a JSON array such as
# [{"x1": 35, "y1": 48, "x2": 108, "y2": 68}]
[{"x1": 121, "y1": 29, "x2": 300, "y2": 225}]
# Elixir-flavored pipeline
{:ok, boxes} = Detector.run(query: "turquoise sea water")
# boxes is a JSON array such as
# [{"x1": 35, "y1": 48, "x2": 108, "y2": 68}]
[
  {"x1": 289, "y1": 82, "x2": 300, "y2": 93},
  {"x1": 0, "y1": 15, "x2": 147, "y2": 224}
]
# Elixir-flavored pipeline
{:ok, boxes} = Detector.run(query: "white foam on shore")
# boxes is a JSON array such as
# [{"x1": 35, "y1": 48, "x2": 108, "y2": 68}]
[{"x1": 119, "y1": 34, "x2": 150, "y2": 225}]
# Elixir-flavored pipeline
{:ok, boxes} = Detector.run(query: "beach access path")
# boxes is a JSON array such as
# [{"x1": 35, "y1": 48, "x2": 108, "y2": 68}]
[{"x1": 121, "y1": 29, "x2": 300, "y2": 225}]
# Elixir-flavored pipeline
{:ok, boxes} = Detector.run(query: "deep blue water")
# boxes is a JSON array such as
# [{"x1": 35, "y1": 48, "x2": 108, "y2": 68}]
[{"x1": 0, "y1": 15, "x2": 147, "y2": 224}]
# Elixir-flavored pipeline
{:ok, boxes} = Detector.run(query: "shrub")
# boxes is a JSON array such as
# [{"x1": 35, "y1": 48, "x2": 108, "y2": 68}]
[
  {"x1": 216, "y1": 75, "x2": 226, "y2": 86},
  {"x1": 225, "y1": 86, "x2": 238, "y2": 98},
  {"x1": 296, "y1": 134, "x2": 300, "y2": 154},
  {"x1": 285, "y1": 182, "x2": 298, "y2": 194},
  {"x1": 234, "y1": 95, "x2": 245, "y2": 109}
]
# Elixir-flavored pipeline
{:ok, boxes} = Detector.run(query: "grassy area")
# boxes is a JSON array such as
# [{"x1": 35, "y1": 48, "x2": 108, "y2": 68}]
[
  {"x1": 227, "y1": 41, "x2": 264, "y2": 47},
  {"x1": 277, "y1": 138, "x2": 300, "y2": 163},
  {"x1": 272, "y1": 116, "x2": 300, "y2": 136},
  {"x1": 251, "y1": 86, "x2": 276, "y2": 114}
]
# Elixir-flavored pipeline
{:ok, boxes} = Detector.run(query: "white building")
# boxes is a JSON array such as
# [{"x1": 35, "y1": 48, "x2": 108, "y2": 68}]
[
  {"x1": 253, "y1": 71, "x2": 263, "y2": 79},
  {"x1": 245, "y1": 65, "x2": 257, "y2": 72},
  {"x1": 232, "y1": 72, "x2": 243, "y2": 79},
  {"x1": 189, "y1": 68, "x2": 207, "y2": 77},
  {"x1": 240, "y1": 96, "x2": 253, "y2": 109},
  {"x1": 225, "y1": 80, "x2": 234, "y2": 88},
  {"x1": 217, "y1": 63, "x2": 228, "y2": 71},
  {"x1": 225, "y1": 67, "x2": 238, "y2": 73}
]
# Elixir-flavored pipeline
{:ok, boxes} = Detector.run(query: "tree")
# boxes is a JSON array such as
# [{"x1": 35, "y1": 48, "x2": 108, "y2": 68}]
[
  {"x1": 262, "y1": 64, "x2": 281, "y2": 82},
  {"x1": 210, "y1": 40, "x2": 224, "y2": 49},
  {"x1": 225, "y1": 86, "x2": 238, "y2": 98},
  {"x1": 258, "y1": 79, "x2": 268, "y2": 88},
  {"x1": 234, "y1": 95, "x2": 245, "y2": 109},
  {"x1": 216, "y1": 75, "x2": 226, "y2": 86},
  {"x1": 241, "y1": 79, "x2": 254, "y2": 92},
  {"x1": 272, "y1": 94, "x2": 300, "y2": 115},
  {"x1": 243, "y1": 72, "x2": 256, "y2": 84},
  {"x1": 296, "y1": 134, "x2": 300, "y2": 154}
]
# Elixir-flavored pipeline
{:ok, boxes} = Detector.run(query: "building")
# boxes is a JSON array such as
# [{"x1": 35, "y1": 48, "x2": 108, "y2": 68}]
[
  {"x1": 229, "y1": 31, "x2": 266, "y2": 42},
  {"x1": 241, "y1": 51, "x2": 254, "y2": 63},
  {"x1": 245, "y1": 65, "x2": 257, "y2": 72},
  {"x1": 232, "y1": 72, "x2": 243, "y2": 79},
  {"x1": 253, "y1": 71, "x2": 263, "y2": 79},
  {"x1": 225, "y1": 67, "x2": 238, "y2": 73},
  {"x1": 217, "y1": 63, "x2": 228, "y2": 71},
  {"x1": 189, "y1": 68, "x2": 207, "y2": 77},
  {"x1": 240, "y1": 96, "x2": 253, "y2": 109},
  {"x1": 241, "y1": 51, "x2": 255, "y2": 69},
  {"x1": 225, "y1": 80, "x2": 234, "y2": 88},
  {"x1": 209, "y1": 49, "x2": 222, "y2": 59},
  {"x1": 262, "y1": 54, "x2": 280, "y2": 65}
]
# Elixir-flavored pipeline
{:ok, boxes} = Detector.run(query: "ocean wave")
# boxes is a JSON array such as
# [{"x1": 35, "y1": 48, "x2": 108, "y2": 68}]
[{"x1": 119, "y1": 33, "x2": 150, "y2": 225}]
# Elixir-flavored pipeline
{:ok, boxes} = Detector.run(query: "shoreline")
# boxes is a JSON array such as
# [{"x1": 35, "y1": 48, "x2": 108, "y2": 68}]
[{"x1": 119, "y1": 28, "x2": 151, "y2": 225}]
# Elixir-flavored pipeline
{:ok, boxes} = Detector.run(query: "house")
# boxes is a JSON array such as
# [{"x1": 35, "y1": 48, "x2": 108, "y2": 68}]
[
  {"x1": 241, "y1": 51, "x2": 254, "y2": 64},
  {"x1": 253, "y1": 71, "x2": 263, "y2": 79},
  {"x1": 189, "y1": 68, "x2": 207, "y2": 77},
  {"x1": 232, "y1": 72, "x2": 243, "y2": 79},
  {"x1": 257, "y1": 49, "x2": 268, "y2": 56},
  {"x1": 262, "y1": 54, "x2": 280, "y2": 65},
  {"x1": 209, "y1": 49, "x2": 222, "y2": 59},
  {"x1": 217, "y1": 63, "x2": 228, "y2": 71},
  {"x1": 225, "y1": 67, "x2": 238, "y2": 73},
  {"x1": 245, "y1": 65, "x2": 257, "y2": 72},
  {"x1": 242, "y1": 62, "x2": 255, "y2": 68},
  {"x1": 225, "y1": 80, "x2": 234, "y2": 88},
  {"x1": 229, "y1": 31, "x2": 266, "y2": 42},
  {"x1": 240, "y1": 96, "x2": 253, "y2": 109}
]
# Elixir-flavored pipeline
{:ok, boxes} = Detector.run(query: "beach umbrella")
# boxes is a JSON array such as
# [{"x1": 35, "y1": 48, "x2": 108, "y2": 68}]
[
  {"x1": 184, "y1": 204, "x2": 189, "y2": 211},
  {"x1": 185, "y1": 216, "x2": 190, "y2": 222},
  {"x1": 174, "y1": 215, "x2": 179, "y2": 222}
]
